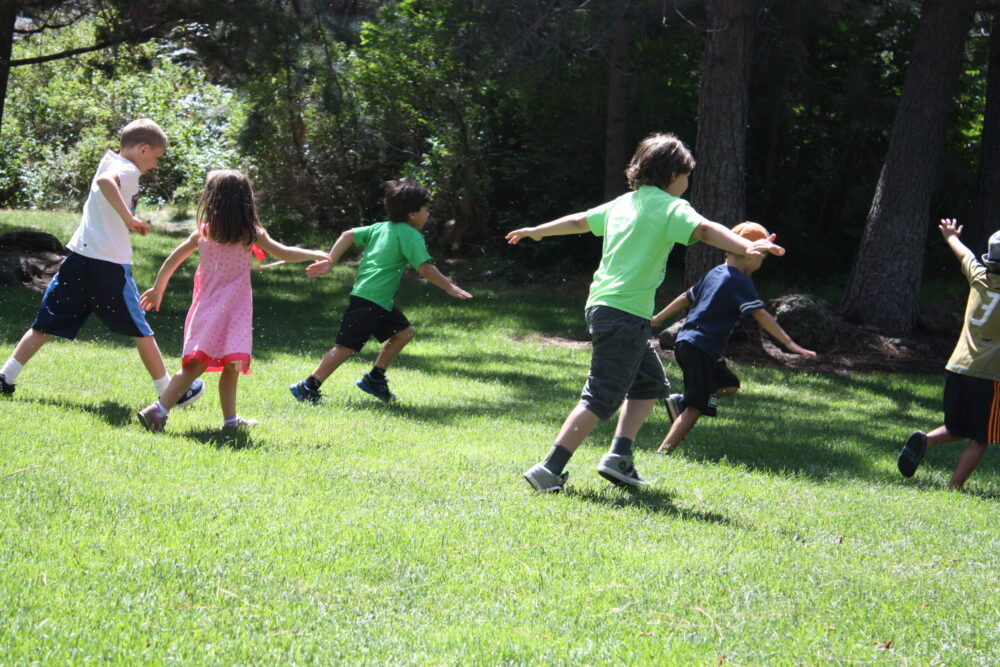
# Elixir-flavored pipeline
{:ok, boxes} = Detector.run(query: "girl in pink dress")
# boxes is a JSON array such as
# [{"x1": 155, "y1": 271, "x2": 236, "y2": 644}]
[{"x1": 136, "y1": 170, "x2": 329, "y2": 432}]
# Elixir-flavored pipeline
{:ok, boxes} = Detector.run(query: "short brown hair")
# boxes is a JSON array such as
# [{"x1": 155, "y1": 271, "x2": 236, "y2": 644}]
[
  {"x1": 385, "y1": 179, "x2": 430, "y2": 223},
  {"x1": 120, "y1": 119, "x2": 167, "y2": 150},
  {"x1": 197, "y1": 170, "x2": 259, "y2": 245},
  {"x1": 625, "y1": 133, "x2": 695, "y2": 190}
]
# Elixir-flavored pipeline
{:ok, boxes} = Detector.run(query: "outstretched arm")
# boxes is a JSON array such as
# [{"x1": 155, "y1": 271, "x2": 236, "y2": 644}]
[
  {"x1": 692, "y1": 221, "x2": 785, "y2": 257},
  {"x1": 752, "y1": 309, "x2": 816, "y2": 357},
  {"x1": 417, "y1": 262, "x2": 472, "y2": 299},
  {"x1": 96, "y1": 175, "x2": 150, "y2": 236},
  {"x1": 506, "y1": 212, "x2": 589, "y2": 244},
  {"x1": 306, "y1": 230, "x2": 355, "y2": 277},
  {"x1": 939, "y1": 218, "x2": 973, "y2": 262},
  {"x1": 651, "y1": 293, "x2": 691, "y2": 328},
  {"x1": 254, "y1": 228, "x2": 330, "y2": 264},
  {"x1": 140, "y1": 231, "x2": 199, "y2": 311}
]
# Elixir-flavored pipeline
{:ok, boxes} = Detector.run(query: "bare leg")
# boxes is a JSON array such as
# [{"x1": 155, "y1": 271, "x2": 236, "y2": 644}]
[
  {"x1": 554, "y1": 404, "x2": 601, "y2": 453},
  {"x1": 159, "y1": 360, "x2": 207, "y2": 410},
  {"x1": 133, "y1": 336, "x2": 168, "y2": 380},
  {"x1": 657, "y1": 406, "x2": 703, "y2": 454},
  {"x1": 716, "y1": 386, "x2": 739, "y2": 398},
  {"x1": 925, "y1": 425, "x2": 963, "y2": 449},
  {"x1": 614, "y1": 398, "x2": 656, "y2": 440},
  {"x1": 219, "y1": 363, "x2": 239, "y2": 420},
  {"x1": 373, "y1": 327, "x2": 415, "y2": 370},
  {"x1": 949, "y1": 440, "x2": 988, "y2": 489},
  {"x1": 311, "y1": 345, "x2": 357, "y2": 382},
  {"x1": 11, "y1": 328, "x2": 52, "y2": 365}
]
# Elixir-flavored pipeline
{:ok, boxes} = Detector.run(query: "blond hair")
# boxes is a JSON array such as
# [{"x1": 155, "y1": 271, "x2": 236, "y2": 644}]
[{"x1": 120, "y1": 119, "x2": 167, "y2": 150}]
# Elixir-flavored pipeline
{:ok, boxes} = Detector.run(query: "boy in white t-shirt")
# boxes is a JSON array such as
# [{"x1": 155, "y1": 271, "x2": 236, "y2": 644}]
[{"x1": 0, "y1": 119, "x2": 204, "y2": 407}]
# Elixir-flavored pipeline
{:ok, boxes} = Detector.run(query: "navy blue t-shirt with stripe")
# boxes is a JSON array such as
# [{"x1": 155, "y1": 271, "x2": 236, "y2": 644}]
[{"x1": 675, "y1": 264, "x2": 764, "y2": 360}]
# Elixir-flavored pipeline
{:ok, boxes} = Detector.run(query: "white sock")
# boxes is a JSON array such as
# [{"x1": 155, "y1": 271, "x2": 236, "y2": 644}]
[
  {"x1": 1, "y1": 358, "x2": 23, "y2": 382},
  {"x1": 155, "y1": 401, "x2": 170, "y2": 416},
  {"x1": 153, "y1": 374, "x2": 171, "y2": 396}
]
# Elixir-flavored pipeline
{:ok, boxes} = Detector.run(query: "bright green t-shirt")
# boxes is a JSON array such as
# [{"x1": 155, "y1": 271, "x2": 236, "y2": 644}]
[
  {"x1": 946, "y1": 253, "x2": 1000, "y2": 381},
  {"x1": 350, "y1": 221, "x2": 433, "y2": 311},
  {"x1": 585, "y1": 186, "x2": 705, "y2": 319}
]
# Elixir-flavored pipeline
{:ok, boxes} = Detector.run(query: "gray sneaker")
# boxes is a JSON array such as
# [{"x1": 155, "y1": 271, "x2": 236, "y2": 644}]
[
  {"x1": 597, "y1": 453, "x2": 649, "y2": 488},
  {"x1": 664, "y1": 393, "x2": 683, "y2": 422},
  {"x1": 523, "y1": 462, "x2": 568, "y2": 493}
]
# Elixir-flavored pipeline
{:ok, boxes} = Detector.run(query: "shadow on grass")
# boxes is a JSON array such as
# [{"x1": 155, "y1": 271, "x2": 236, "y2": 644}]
[
  {"x1": 567, "y1": 486, "x2": 736, "y2": 526},
  {"x1": 28, "y1": 397, "x2": 134, "y2": 427},
  {"x1": 182, "y1": 427, "x2": 259, "y2": 450}
]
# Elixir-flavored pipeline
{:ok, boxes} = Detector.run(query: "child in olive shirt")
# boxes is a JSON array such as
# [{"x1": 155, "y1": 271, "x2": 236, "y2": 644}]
[
  {"x1": 508, "y1": 133, "x2": 782, "y2": 492},
  {"x1": 289, "y1": 180, "x2": 471, "y2": 403}
]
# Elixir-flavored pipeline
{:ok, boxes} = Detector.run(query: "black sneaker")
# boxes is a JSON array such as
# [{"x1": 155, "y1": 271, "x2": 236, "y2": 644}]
[
  {"x1": 289, "y1": 379, "x2": 322, "y2": 404},
  {"x1": 897, "y1": 430, "x2": 927, "y2": 478},
  {"x1": 0, "y1": 373, "x2": 14, "y2": 397},
  {"x1": 174, "y1": 378, "x2": 205, "y2": 409},
  {"x1": 356, "y1": 372, "x2": 395, "y2": 402}
]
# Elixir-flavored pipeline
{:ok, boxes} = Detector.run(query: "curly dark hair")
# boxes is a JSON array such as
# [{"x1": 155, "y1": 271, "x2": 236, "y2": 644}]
[
  {"x1": 385, "y1": 179, "x2": 430, "y2": 223},
  {"x1": 625, "y1": 133, "x2": 696, "y2": 190},
  {"x1": 197, "y1": 170, "x2": 259, "y2": 245}
]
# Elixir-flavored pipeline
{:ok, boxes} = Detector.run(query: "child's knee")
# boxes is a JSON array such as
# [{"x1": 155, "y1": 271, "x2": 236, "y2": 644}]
[
  {"x1": 718, "y1": 385, "x2": 739, "y2": 397},
  {"x1": 395, "y1": 327, "x2": 415, "y2": 343}
]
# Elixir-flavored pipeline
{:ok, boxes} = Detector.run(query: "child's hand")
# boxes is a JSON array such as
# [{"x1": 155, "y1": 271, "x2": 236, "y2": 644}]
[
  {"x1": 506, "y1": 227, "x2": 543, "y2": 244},
  {"x1": 127, "y1": 216, "x2": 151, "y2": 236},
  {"x1": 306, "y1": 259, "x2": 332, "y2": 277},
  {"x1": 746, "y1": 233, "x2": 784, "y2": 257},
  {"x1": 140, "y1": 287, "x2": 163, "y2": 312},
  {"x1": 789, "y1": 343, "x2": 817, "y2": 357},
  {"x1": 939, "y1": 218, "x2": 962, "y2": 239},
  {"x1": 447, "y1": 285, "x2": 473, "y2": 300},
  {"x1": 651, "y1": 314, "x2": 665, "y2": 328}
]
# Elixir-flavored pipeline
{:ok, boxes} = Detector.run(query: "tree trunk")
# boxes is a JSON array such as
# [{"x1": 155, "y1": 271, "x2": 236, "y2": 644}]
[
  {"x1": 0, "y1": 4, "x2": 16, "y2": 135},
  {"x1": 841, "y1": 0, "x2": 974, "y2": 334},
  {"x1": 971, "y1": 10, "x2": 1000, "y2": 257},
  {"x1": 603, "y1": 0, "x2": 632, "y2": 200},
  {"x1": 684, "y1": 0, "x2": 755, "y2": 287}
]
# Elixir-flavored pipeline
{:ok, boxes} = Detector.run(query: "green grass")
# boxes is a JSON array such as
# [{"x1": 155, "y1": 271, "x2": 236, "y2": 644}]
[{"x1": 2, "y1": 209, "x2": 999, "y2": 665}]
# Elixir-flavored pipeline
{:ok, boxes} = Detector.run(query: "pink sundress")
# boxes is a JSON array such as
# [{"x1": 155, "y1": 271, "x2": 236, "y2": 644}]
[{"x1": 182, "y1": 228, "x2": 253, "y2": 374}]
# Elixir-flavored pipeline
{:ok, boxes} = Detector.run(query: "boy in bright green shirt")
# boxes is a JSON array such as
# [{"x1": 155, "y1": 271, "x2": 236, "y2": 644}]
[
  {"x1": 508, "y1": 133, "x2": 783, "y2": 492},
  {"x1": 290, "y1": 180, "x2": 472, "y2": 403}
]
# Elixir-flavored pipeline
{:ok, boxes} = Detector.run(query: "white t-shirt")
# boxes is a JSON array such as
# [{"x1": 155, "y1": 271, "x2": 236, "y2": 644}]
[{"x1": 66, "y1": 151, "x2": 141, "y2": 264}]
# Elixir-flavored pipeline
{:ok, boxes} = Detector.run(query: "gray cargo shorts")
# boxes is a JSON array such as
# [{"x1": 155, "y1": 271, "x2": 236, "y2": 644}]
[{"x1": 579, "y1": 305, "x2": 669, "y2": 420}]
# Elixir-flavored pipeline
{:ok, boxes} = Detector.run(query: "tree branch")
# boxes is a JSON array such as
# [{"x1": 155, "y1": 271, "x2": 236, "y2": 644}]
[{"x1": 2, "y1": 22, "x2": 177, "y2": 67}]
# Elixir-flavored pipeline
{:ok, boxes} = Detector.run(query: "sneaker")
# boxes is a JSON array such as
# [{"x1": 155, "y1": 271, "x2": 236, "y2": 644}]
[
  {"x1": 289, "y1": 379, "x2": 322, "y2": 404},
  {"x1": 0, "y1": 373, "x2": 14, "y2": 397},
  {"x1": 174, "y1": 379, "x2": 205, "y2": 409},
  {"x1": 523, "y1": 462, "x2": 568, "y2": 493},
  {"x1": 898, "y1": 430, "x2": 928, "y2": 478},
  {"x1": 597, "y1": 452, "x2": 649, "y2": 488},
  {"x1": 222, "y1": 417, "x2": 258, "y2": 431},
  {"x1": 664, "y1": 393, "x2": 683, "y2": 422},
  {"x1": 137, "y1": 403, "x2": 168, "y2": 432},
  {"x1": 356, "y1": 372, "x2": 395, "y2": 402}
]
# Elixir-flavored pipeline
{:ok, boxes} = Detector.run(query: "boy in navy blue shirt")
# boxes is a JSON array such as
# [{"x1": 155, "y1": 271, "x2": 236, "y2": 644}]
[{"x1": 651, "y1": 222, "x2": 816, "y2": 454}]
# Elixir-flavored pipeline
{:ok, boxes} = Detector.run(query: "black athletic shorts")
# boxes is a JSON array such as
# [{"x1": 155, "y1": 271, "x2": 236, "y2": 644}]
[
  {"x1": 335, "y1": 295, "x2": 411, "y2": 352},
  {"x1": 673, "y1": 340, "x2": 740, "y2": 418},
  {"x1": 943, "y1": 370, "x2": 1000, "y2": 444}
]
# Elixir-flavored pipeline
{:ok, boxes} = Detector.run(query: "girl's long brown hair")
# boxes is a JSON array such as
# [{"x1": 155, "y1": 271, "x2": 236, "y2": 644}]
[{"x1": 197, "y1": 169, "x2": 259, "y2": 245}]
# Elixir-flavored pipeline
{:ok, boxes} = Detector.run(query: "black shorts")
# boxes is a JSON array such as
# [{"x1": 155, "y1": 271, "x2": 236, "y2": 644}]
[
  {"x1": 579, "y1": 305, "x2": 669, "y2": 421},
  {"x1": 943, "y1": 371, "x2": 1000, "y2": 444},
  {"x1": 335, "y1": 295, "x2": 411, "y2": 352},
  {"x1": 674, "y1": 340, "x2": 740, "y2": 418},
  {"x1": 31, "y1": 252, "x2": 154, "y2": 339}
]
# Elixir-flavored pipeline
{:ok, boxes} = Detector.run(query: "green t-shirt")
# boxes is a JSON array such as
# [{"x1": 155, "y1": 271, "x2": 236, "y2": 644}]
[
  {"x1": 585, "y1": 185, "x2": 705, "y2": 319},
  {"x1": 350, "y1": 221, "x2": 433, "y2": 310},
  {"x1": 946, "y1": 253, "x2": 1000, "y2": 381}
]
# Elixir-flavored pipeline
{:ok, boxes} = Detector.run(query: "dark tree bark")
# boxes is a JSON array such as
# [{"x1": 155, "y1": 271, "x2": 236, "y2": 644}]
[
  {"x1": 0, "y1": 4, "x2": 15, "y2": 135},
  {"x1": 684, "y1": 0, "x2": 756, "y2": 287},
  {"x1": 603, "y1": 0, "x2": 632, "y2": 200},
  {"x1": 841, "y1": 0, "x2": 974, "y2": 334},
  {"x1": 971, "y1": 10, "x2": 1000, "y2": 256}
]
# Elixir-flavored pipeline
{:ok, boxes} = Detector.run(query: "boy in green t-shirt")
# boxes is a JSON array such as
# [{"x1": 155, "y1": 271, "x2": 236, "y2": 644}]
[
  {"x1": 898, "y1": 218, "x2": 1000, "y2": 489},
  {"x1": 290, "y1": 180, "x2": 472, "y2": 403},
  {"x1": 507, "y1": 133, "x2": 782, "y2": 492}
]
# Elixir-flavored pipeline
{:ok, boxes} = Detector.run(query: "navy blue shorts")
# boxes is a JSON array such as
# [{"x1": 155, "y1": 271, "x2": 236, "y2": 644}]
[
  {"x1": 674, "y1": 340, "x2": 740, "y2": 418},
  {"x1": 579, "y1": 305, "x2": 669, "y2": 421},
  {"x1": 943, "y1": 371, "x2": 1000, "y2": 444},
  {"x1": 31, "y1": 252, "x2": 154, "y2": 339},
  {"x1": 335, "y1": 296, "x2": 411, "y2": 352}
]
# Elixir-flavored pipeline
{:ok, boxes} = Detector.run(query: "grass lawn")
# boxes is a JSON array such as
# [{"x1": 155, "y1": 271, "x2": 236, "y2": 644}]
[{"x1": 1, "y1": 209, "x2": 999, "y2": 665}]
